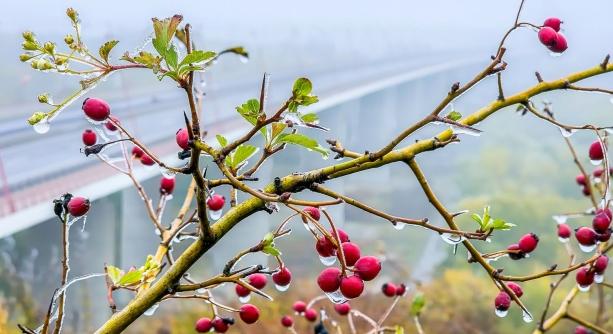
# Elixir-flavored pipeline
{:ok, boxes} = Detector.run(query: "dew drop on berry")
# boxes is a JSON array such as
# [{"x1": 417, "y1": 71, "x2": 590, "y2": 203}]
[
  {"x1": 522, "y1": 310, "x2": 533, "y2": 323},
  {"x1": 557, "y1": 126, "x2": 576, "y2": 138},
  {"x1": 590, "y1": 159, "x2": 603, "y2": 166},
  {"x1": 393, "y1": 222, "x2": 405, "y2": 231},
  {"x1": 594, "y1": 274, "x2": 604, "y2": 284},
  {"x1": 495, "y1": 309, "x2": 508, "y2": 318},
  {"x1": 319, "y1": 255, "x2": 337, "y2": 266},
  {"x1": 209, "y1": 209, "x2": 223, "y2": 221},
  {"x1": 239, "y1": 295, "x2": 251, "y2": 303},
  {"x1": 548, "y1": 51, "x2": 562, "y2": 58},
  {"x1": 325, "y1": 290, "x2": 347, "y2": 304},
  {"x1": 275, "y1": 283, "x2": 290, "y2": 292},
  {"x1": 143, "y1": 303, "x2": 159, "y2": 316},
  {"x1": 558, "y1": 236, "x2": 569, "y2": 243},
  {"x1": 440, "y1": 233, "x2": 465, "y2": 245},
  {"x1": 33, "y1": 118, "x2": 51, "y2": 134},
  {"x1": 577, "y1": 284, "x2": 591, "y2": 292},
  {"x1": 579, "y1": 243, "x2": 597, "y2": 253},
  {"x1": 552, "y1": 215, "x2": 568, "y2": 224}
]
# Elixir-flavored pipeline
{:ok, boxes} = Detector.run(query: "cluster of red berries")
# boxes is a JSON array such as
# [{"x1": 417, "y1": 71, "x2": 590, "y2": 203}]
[
  {"x1": 195, "y1": 316, "x2": 235, "y2": 333},
  {"x1": 235, "y1": 273, "x2": 279, "y2": 301},
  {"x1": 381, "y1": 282, "x2": 407, "y2": 297},
  {"x1": 559, "y1": 208, "x2": 612, "y2": 251},
  {"x1": 494, "y1": 282, "x2": 523, "y2": 315},
  {"x1": 506, "y1": 233, "x2": 539, "y2": 260},
  {"x1": 576, "y1": 255, "x2": 608, "y2": 291},
  {"x1": 575, "y1": 140, "x2": 608, "y2": 197},
  {"x1": 289, "y1": 301, "x2": 318, "y2": 323},
  {"x1": 537, "y1": 17, "x2": 567, "y2": 53}
]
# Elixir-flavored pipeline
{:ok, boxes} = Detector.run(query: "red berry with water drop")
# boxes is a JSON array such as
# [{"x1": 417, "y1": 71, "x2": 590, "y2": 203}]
[
  {"x1": 575, "y1": 227, "x2": 598, "y2": 247},
  {"x1": 159, "y1": 177, "x2": 175, "y2": 195},
  {"x1": 67, "y1": 196, "x2": 90, "y2": 217},
  {"x1": 248, "y1": 273, "x2": 267, "y2": 290},
  {"x1": 354, "y1": 256, "x2": 381, "y2": 281},
  {"x1": 589, "y1": 141, "x2": 604, "y2": 161},
  {"x1": 317, "y1": 267, "x2": 341, "y2": 292},
  {"x1": 543, "y1": 17, "x2": 562, "y2": 32},
  {"x1": 82, "y1": 129, "x2": 97, "y2": 146},
  {"x1": 340, "y1": 275, "x2": 364, "y2": 299},
  {"x1": 82, "y1": 97, "x2": 110, "y2": 121},
  {"x1": 176, "y1": 128, "x2": 189, "y2": 150},
  {"x1": 272, "y1": 267, "x2": 292, "y2": 287},
  {"x1": 207, "y1": 194, "x2": 225, "y2": 211}
]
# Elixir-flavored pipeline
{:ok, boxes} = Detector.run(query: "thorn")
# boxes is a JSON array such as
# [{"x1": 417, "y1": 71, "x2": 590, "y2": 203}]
[
  {"x1": 601, "y1": 54, "x2": 610, "y2": 69},
  {"x1": 548, "y1": 264, "x2": 558, "y2": 271},
  {"x1": 450, "y1": 82, "x2": 460, "y2": 94}
]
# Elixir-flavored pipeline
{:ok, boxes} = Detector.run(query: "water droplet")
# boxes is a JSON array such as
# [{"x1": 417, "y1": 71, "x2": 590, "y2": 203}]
[
  {"x1": 440, "y1": 233, "x2": 465, "y2": 245},
  {"x1": 552, "y1": 215, "x2": 568, "y2": 224},
  {"x1": 393, "y1": 223, "x2": 406, "y2": 231},
  {"x1": 549, "y1": 51, "x2": 562, "y2": 58},
  {"x1": 239, "y1": 295, "x2": 251, "y2": 303},
  {"x1": 558, "y1": 126, "x2": 576, "y2": 138},
  {"x1": 558, "y1": 237, "x2": 569, "y2": 243},
  {"x1": 209, "y1": 209, "x2": 223, "y2": 221},
  {"x1": 160, "y1": 167, "x2": 176, "y2": 178},
  {"x1": 522, "y1": 310, "x2": 533, "y2": 323},
  {"x1": 325, "y1": 290, "x2": 347, "y2": 304},
  {"x1": 610, "y1": 97, "x2": 613, "y2": 105},
  {"x1": 450, "y1": 125, "x2": 481, "y2": 137},
  {"x1": 33, "y1": 118, "x2": 50, "y2": 134},
  {"x1": 591, "y1": 159, "x2": 603, "y2": 166},
  {"x1": 594, "y1": 177, "x2": 602, "y2": 184},
  {"x1": 594, "y1": 274, "x2": 604, "y2": 283},
  {"x1": 302, "y1": 220, "x2": 316, "y2": 233},
  {"x1": 579, "y1": 243, "x2": 597, "y2": 253},
  {"x1": 144, "y1": 303, "x2": 159, "y2": 316},
  {"x1": 154, "y1": 229, "x2": 161, "y2": 236},
  {"x1": 577, "y1": 284, "x2": 591, "y2": 292},
  {"x1": 196, "y1": 288, "x2": 206, "y2": 294},
  {"x1": 486, "y1": 238, "x2": 492, "y2": 243},
  {"x1": 239, "y1": 55, "x2": 249, "y2": 64},
  {"x1": 275, "y1": 283, "x2": 290, "y2": 292},
  {"x1": 319, "y1": 255, "x2": 337, "y2": 266},
  {"x1": 495, "y1": 309, "x2": 508, "y2": 318},
  {"x1": 80, "y1": 215, "x2": 88, "y2": 232}
]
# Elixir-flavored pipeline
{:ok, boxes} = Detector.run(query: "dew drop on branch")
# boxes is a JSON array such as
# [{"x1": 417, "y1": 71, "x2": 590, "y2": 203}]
[
  {"x1": 33, "y1": 117, "x2": 51, "y2": 134},
  {"x1": 440, "y1": 233, "x2": 465, "y2": 245},
  {"x1": 319, "y1": 255, "x2": 337, "y2": 266},
  {"x1": 522, "y1": 310, "x2": 533, "y2": 323}
]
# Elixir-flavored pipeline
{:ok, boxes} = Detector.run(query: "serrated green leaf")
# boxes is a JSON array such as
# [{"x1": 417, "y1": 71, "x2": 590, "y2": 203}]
[
  {"x1": 230, "y1": 144, "x2": 259, "y2": 168},
  {"x1": 300, "y1": 113, "x2": 319, "y2": 123},
  {"x1": 106, "y1": 265, "x2": 122, "y2": 285},
  {"x1": 216, "y1": 134, "x2": 228, "y2": 147},
  {"x1": 165, "y1": 44, "x2": 178, "y2": 70},
  {"x1": 180, "y1": 50, "x2": 216, "y2": 67},
  {"x1": 118, "y1": 269, "x2": 143, "y2": 286},
  {"x1": 236, "y1": 99, "x2": 261, "y2": 126},
  {"x1": 275, "y1": 133, "x2": 328, "y2": 158},
  {"x1": 262, "y1": 244, "x2": 281, "y2": 257},
  {"x1": 151, "y1": 15, "x2": 183, "y2": 51},
  {"x1": 410, "y1": 292, "x2": 426, "y2": 316},
  {"x1": 152, "y1": 38, "x2": 167, "y2": 58},
  {"x1": 446, "y1": 110, "x2": 462, "y2": 121},
  {"x1": 292, "y1": 77, "x2": 312, "y2": 97},
  {"x1": 99, "y1": 40, "x2": 118, "y2": 63}
]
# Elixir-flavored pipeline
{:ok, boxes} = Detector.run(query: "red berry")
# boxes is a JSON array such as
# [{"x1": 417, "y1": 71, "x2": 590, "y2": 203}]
[
  {"x1": 281, "y1": 315, "x2": 293, "y2": 327},
  {"x1": 538, "y1": 27, "x2": 558, "y2": 47},
  {"x1": 582, "y1": 186, "x2": 591, "y2": 197},
  {"x1": 131, "y1": 146, "x2": 144, "y2": 158},
  {"x1": 575, "y1": 227, "x2": 598, "y2": 246},
  {"x1": 396, "y1": 283, "x2": 407, "y2": 296},
  {"x1": 548, "y1": 33, "x2": 568, "y2": 53},
  {"x1": 506, "y1": 282, "x2": 523, "y2": 298},
  {"x1": 211, "y1": 318, "x2": 229, "y2": 333},
  {"x1": 248, "y1": 273, "x2": 267, "y2": 290},
  {"x1": 593, "y1": 213, "x2": 611, "y2": 234},
  {"x1": 317, "y1": 267, "x2": 341, "y2": 292},
  {"x1": 594, "y1": 255, "x2": 608, "y2": 274},
  {"x1": 340, "y1": 242, "x2": 361, "y2": 267},
  {"x1": 67, "y1": 196, "x2": 90, "y2": 216},
  {"x1": 82, "y1": 129, "x2": 97, "y2": 146},
  {"x1": 235, "y1": 284, "x2": 250, "y2": 297},
  {"x1": 105, "y1": 116, "x2": 119, "y2": 132},
  {"x1": 140, "y1": 153, "x2": 155, "y2": 166},
  {"x1": 82, "y1": 97, "x2": 110, "y2": 121},
  {"x1": 598, "y1": 229, "x2": 611, "y2": 242},
  {"x1": 597, "y1": 208, "x2": 612, "y2": 220},
  {"x1": 557, "y1": 223, "x2": 571, "y2": 239},
  {"x1": 334, "y1": 303, "x2": 351, "y2": 316},
  {"x1": 494, "y1": 291, "x2": 511, "y2": 311},
  {"x1": 207, "y1": 194, "x2": 225, "y2": 211},
  {"x1": 316, "y1": 236, "x2": 336, "y2": 257},
  {"x1": 381, "y1": 283, "x2": 397, "y2": 297},
  {"x1": 354, "y1": 256, "x2": 381, "y2": 281},
  {"x1": 576, "y1": 174, "x2": 587, "y2": 186},
  {"x1": 176, "y1": 128, "x2": 189, "y2": 150},
  {"x1": 589, "y1": 140, "x2": 604, "y2": 161},
  {"x1": 543, "y1": 17, "x2": 562, "y2": 32},
  {"x1": 593, "y1": 168, "x2": 604, "y2": 178},
  {"x1": 575, "y1": 326, "x2": 590, "y2": 334},
  {"x1": 340, "y1": 275, "x2": 364, "y2": 299},
  {"x1": 239, "y1": 304, "x2": 259, "y2": 324},
  {"x1": 576, "y1": 267, "x2": 595, "y2": 286},
  {"x1": 304, "y1": 308, "x2": 317, "y2": 322},
  {"x1": 507, "y1": 243, "x2": 525, "y2": 260},
  {"x1": 272, "y1": 267, "x2": 292, "y2": 287},
  {"x1": 195, "y1": 317, "x2": 212, "y2": 333},
  {"x1": 334, "y1": 229, "x2": 350, "y2": 243},
  {"x1": 159, "y1": 177, "x2": 175, "y2": 195},
  {"x1": 518, "y1": 233, "x2": 539, "y2": 253},
  {"x1": 292, "y1": 301, "x2": 306, "y2": 313},
  {"x1": 303, "y1": 206, "x2": 320, "y2": 221}
]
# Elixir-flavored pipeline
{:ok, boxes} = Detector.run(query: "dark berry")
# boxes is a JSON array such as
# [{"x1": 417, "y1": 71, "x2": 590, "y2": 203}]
[
  {"x1": 507, "y1": 243, "x2": 525, "y2": 260},
  {"x1": 592, "y1": 213, "x2": 611, "y2": 234},
  {"x1": 576, "y1": 267, "x2": 595, "y2": 287}
]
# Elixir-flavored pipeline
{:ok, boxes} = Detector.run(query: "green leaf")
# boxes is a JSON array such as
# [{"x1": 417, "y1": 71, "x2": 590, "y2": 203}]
[
  {"x1": 492, "y1": 219, "x2": 516, "y2": 231},
  {"x1": 118, "y1": 269, "x2": 143, "y2": 286},
  {"x1": 471, "y1": 213, "x2": 483, "y2": 227},
  {"x1": 300, "y1": 113, "x2": 319, "y2": 123},
  {"x1": 236, "y1": 99, "x2": 261, "y2": 126},
  {"x1": 152, "y1": 37, "x2": 167, "y2": 58},
  {"x1": 271, "y1": 122, "x2": 287, "y2": 142},
  {"x1": 275, "y1": 133, "x2": 328, "y2": 158},
  {"x1": 222, "y1": 46, "x2": 249, "y2": 58},
  {"x1": 446, "y1": 110, "x2": 462, "y2": 121},
  {"x1": 151, "y1": 15, "x2": 183, "y2": 51},
  {"x1": 180, "y1": 50, "x2": 216, "y2": 66},
  {"x1": 410, "y1": 292, "x2": 426, "y2": 316},
  {"x1": 165, "y1": 44, "x2": 178, "y2": 70},
  {"x1": 216, "y1": 134, "x2": 228, "y2": 147},
  {"x1": 292, "y1": 77, "x2": 312, "y2": 97},
  {"x1": 132, "y1": 51, "x2": 161, "y2": 68},
  {"x1": 98, "y1": 40, "x2": 118, "y2": 63},
  {"x1": 106, "y1": 265, "x2": 122, "y2": 285},
  {"x1": 262, "y1": 232, "x2": 274, "y2": 245},
  {"x1": 230, "y1": 144, "x2": 259, "y2": 168},
  {"x1": 394, "y1": 326, "x2": 405, "y2": 334},
  {"x1": 262, "y1": 244, "x2": 281, "y2": 257}
]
